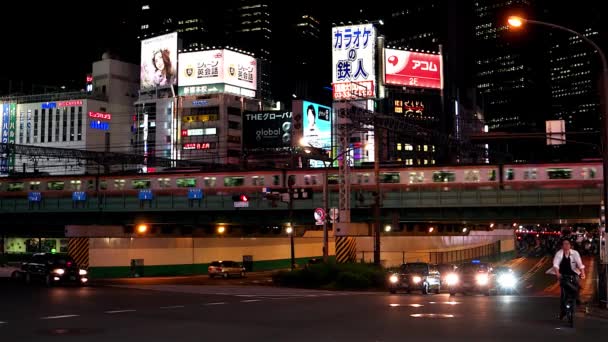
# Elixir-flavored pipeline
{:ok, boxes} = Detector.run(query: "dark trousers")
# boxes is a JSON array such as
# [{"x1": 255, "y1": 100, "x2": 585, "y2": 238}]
[{"x1": 560, "y1": 275, "x2": 580, "y2": 315}]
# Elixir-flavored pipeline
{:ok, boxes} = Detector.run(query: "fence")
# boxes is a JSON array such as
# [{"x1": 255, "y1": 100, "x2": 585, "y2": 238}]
[{"x1": 357, "y1": 241, "x2": 501, "y2": 268}]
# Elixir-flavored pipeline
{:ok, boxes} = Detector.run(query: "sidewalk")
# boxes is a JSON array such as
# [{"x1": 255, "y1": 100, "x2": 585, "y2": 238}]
[{"x1": 585, "y1": 305, "x2": 608, "y2": 320}]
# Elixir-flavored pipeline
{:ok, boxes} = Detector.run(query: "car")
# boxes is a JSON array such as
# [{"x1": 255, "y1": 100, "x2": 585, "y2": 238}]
[
  {"x1": 388, "y1": 262, "x2": 441, "y2": 294},
  {"x1": 445, "y1": 261, "x2": 494, "y2": 296},
  {"x1": 21, "y1": 253, "x2": 88, "y2": 286},
  {"x1": 208, "y1": 260, "x2": 246, "y2": 278},
  {"x1": 0, "y1": 261, "x2": 22, "y2": 280},
  {"x1": 437, "y1": 264, "x2": 457, "y2": 287},
  {"x1": 493, "y1": 266, "x2": 517, "y2": 294}
]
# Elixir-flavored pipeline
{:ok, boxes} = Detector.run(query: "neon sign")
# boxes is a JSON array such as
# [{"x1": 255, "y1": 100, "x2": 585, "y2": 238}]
[
  {"x1": 89, "y1": 111, "x2": 112, "y2": 120},
  {"x1": 90, "y1": 121, "x2": 110, "y2": 131},
  {"x1": 58, "y1": 100, "x2": 83, "y2": 107},
  {"x1": 183, "y1": 142, "x2": 212, "y2": 150}
]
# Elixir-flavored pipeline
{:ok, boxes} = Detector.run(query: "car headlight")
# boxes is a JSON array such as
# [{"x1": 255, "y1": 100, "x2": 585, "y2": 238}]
[
  {"x1": 412, "y1": 276, "x2": 422, "y2": 284},
  {"x1": 389, "y1": 275, "x2": 399, "y2": 284},
  {"x1": 79, "y1": 269, "x2": 88, "y2": 276},
  {"x1": 476, "y1": 273, "x2": 489, "y2": 286},
  {"x1": 498, "y1": 273, "x2": 516, "y2": 288},
  {"x1": 52, "y1": 268, "x2": 65, "y2": 275},
  {"x1": 446, "y1": 273, "x2": 459, "y2": 286}
]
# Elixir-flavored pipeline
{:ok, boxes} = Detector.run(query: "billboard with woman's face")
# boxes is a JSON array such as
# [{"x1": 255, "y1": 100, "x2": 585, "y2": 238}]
[{"x1": 140, "y1": 33, "x2": 178, "y2": 89}]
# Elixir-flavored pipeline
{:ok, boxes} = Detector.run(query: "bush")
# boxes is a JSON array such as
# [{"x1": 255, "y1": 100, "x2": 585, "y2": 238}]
[{"x1": 272, "y1": 262, "x2": 387, "y2": 290}]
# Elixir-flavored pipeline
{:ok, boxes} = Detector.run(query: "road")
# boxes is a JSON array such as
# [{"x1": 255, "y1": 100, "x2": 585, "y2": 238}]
[{"x1": 0, "y1": 257, "x2": 606, "y2": 341}]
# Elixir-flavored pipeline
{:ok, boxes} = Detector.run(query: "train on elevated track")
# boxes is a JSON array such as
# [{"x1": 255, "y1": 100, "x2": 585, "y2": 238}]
[{"x1": 0, "y1": 161, "x2": 602, "y2": 198}]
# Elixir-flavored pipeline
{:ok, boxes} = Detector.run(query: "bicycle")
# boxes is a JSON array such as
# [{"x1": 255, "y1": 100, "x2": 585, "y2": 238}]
[{"x1": 560, "y1": 275, "x2": 579, "y2": 328}]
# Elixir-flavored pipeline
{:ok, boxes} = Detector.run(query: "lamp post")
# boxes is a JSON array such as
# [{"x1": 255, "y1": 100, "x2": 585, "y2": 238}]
[
  {"x1": 286, "y1": 225, "x2": 295, "y2": 270},
  {"x1": 508, "y1": 15, "x2": 608, "y2": 306}
]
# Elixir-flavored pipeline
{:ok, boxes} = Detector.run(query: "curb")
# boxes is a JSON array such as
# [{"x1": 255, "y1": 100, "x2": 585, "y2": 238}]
[{"x1": 584, "y1": 307, "x2": 608, "y2": 320}]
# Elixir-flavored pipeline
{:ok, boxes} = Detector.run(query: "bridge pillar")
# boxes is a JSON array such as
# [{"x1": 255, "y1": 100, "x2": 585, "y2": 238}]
[
  {"x1": 335, "y1": 236, "x2": 357, "y2": 263},
  {"x1": 68, "y1": 238, "x2": 89, "y2": 269}
]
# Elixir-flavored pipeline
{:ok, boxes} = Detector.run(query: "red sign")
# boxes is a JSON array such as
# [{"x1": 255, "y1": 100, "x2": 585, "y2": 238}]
[
  {"x1": 88, "y1": 111, "x2": 112, "y2": 120},
  {"x1": 86, "y1": 75, "x2": 93, "y2": 83},
  {"x1": 385, "y1": 50, "x2": 442, "y2": 89},
  {"x1": 58, "y1": 100, "x2": 83, "y2": 107},
  {"x1": 181, "y1": 129, "x2": 188, "y2": 137},
  {"x1": 183, "y1": 142, "x2": 211, "y2": 150},
  {"x1": 332, "y1": 80, "x2": 375, "y2": 100}
]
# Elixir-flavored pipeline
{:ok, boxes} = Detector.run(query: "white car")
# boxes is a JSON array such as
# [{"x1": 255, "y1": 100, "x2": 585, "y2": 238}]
[{"x1": 0, "y1": 263, "x2": 22, "y2": 280}]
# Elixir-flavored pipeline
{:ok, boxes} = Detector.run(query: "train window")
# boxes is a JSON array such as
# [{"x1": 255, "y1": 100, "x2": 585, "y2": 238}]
[
  {"x1": 272, "y1": 175, "x2": 280, "y2": 186},
  {"x1": 132, "y1": 179, "x2": 151, "y2": 189},
  {"x1": 8, "y1": 182, "x2": 24, "y2": 192},
  {"x1": 0, "y1": 182, "x2": 3, "y2": 191},
  {"x1": 547, "y1": 168, "x2": 572, "y2": 180},
  {"x1": 488, "y1": 170, "x2": 497, "y2": 181},
  {"x1": 29, "y1": 181, "x2": 41, "y2": 190},
  {"x1": 158, "y1": 178, "x2": 171, "y2": 188},
  {"x1": 582, "y1": 167, "x2": 597, "y2": 179},
  {"x1": 464, "y1": 170, "x2": 480, "y2": 182},
  {"x1": 304, "y1": 175, "x2": 311, "y2": 185},
  {"x1": 176, "y1": 178, "x2": 196, "y2": 187},
  {"x1": 305, "y1": 175, "x2": 319, "y2": 185},
  {"x1": 432, "y1": 171, "x2": 456, "y2": 183},
  {"x1": 287, "y1": 175, "x2": 296, "y2": 186},
  {"x1": 409, "y1": 172, "x2": 425, "y2": 183},
  {"x1": 224, "y1": 176, "x2": 244, "y2": 187},
  {"x1": 47, "y1": 181, "x2": 65, "y2": 190},
  {"x1": 328, "y1": 174, "x2": 339, "y2": 185},
  {"x1": 360, "y1": 173, "x2": 370, "y2": 184},
  {"x1": 379, "y1": 172, "x2": 400, "y2": 183},
  {"x1": 99, "y1": 180, "x2": 107, "y2": 190},
  {"x1": 252, "y1": 176, "x2": 265, "y2": 186},
  {"x1": 114, "y1": 179, "x2": 126, "y2": 190},
  {"x1": 87, "y1": 180, "x2": 95, "y2": 190},
  {"x1": 311, "y1": 175, "x2": 318, "y2": 185},
  {"x1": 70, "y1": 180, "x2": 82, "y2": 191},
  {"x1": 523, "y1": 169, "x2": 538, "y2": 180},
  {"x1": 204, "y1": 177, "x2": 216, "y2": 187},
  {"x1": 505, "y1": 169, "x2": 515, "y2": 181}
]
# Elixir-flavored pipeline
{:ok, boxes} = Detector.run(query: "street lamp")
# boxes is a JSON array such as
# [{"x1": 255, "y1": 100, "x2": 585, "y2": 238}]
[
  {"x1": 286, "y1": 225, "x2": 295, "y2": 270},
  {"x1": 508, "y1": 14, "x2": 608, "y2": 306},
  {"x1": 217, "y1": 226, "x2": 226, "y2": 235},
  {"x1": 136, "y1": 224, "x2": 148, "y2": 234},
  {"x1": 384, "y1": 225, "x2": 392, "y2": 232}
]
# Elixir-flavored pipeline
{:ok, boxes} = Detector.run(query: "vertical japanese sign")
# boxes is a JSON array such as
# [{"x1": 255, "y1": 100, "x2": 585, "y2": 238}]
[
  {"x1": 331, "y1": 24, "x2": 376, "y2": 100},
  {"x1": 8, "y1": 103, "x2": 16, "y2": 169},
  {"x1": 0, "y1": 104, "x2": 9, "y2": 175}
]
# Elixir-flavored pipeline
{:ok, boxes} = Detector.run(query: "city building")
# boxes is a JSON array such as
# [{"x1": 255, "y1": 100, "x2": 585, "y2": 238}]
[{"x1": 0, "y1": 54, "x2": 139, "y2": 176}]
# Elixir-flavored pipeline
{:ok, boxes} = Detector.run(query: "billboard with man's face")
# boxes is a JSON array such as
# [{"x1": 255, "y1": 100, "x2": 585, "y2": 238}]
[
  {"x1": 302, "y1": 101, "x2": 331, "y2": 151},
  {"x1": 140, "y1": 33, "x2": 178, "y2": 89}
]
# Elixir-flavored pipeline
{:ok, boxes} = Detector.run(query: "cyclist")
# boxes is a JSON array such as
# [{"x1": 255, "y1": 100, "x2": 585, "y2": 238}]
[{"x1": 552, "y1": 239, "x2": 585, "y2": 319}]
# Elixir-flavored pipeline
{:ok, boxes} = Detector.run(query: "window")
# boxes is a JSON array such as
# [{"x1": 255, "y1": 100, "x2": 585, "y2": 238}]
[
  {"x1": 99, "y1": 180, "x2": 107, "y2": 190},
  {"x1": 272, "y1": 175, "x2": 280, "y2": 186},
  {"x1": 224, "y1": 176, "x2": 245, "y2": 187},
  {"x1": 8, "y1": 182, "x2": 24, "y2": 191},
  {"x1": 523, "y1": 168, "x2": 537, "y2": 180},
  {"x1": 19, "y1": 111, "x2": 24, "y2": 143},
  {"x1": 29, "y1": 181, "x2": 41, "y2": 190},
  {"x1": 288, "y1": 175, "x2": 296, "y2": 186},
  {"x1": 55, "y1": 110, "x2": 60, "y2": 142},
  {"x1": 47, "y1": 181, "x2": 65, "y2": 190},
  {"x1": 26, "y1": 109, "x2": 32, "y2": 143},
  {"x1": 432, "y1": 171, "x2": 456, "y2": 183},
  {"x1": 158, "y1": 178, "x2": 171, "y2": 188},
  {"x1": 379, "y1": 172, "x2": 400, "y2": 183},
  {"x1": 252, "y1": 176, "x2": 265, "y2": 186},
  {"x1": 464, "y1": 170, "x2": 480, "y2": 182},
  {"x1": 41, "y1": 109, "x2": 46, "y2": 143},
  {"x1": 582, "y1": 167, "x2": 597, "y2": 179},
  {"x1": 62, "y1": 108, "x2": 68, "y2": 141},
  {"x1": 228, "y1": 149, "x2": 240, "y2": 157},
  {"x1": 204, "y1": 177, "x2": 217, "y2": 187},
  {"x1": 227, "y1": 135, "x2": 241, "y2": 143},
  {"x1": 87, "y1": 180, "x2": 95, "y2": 190},
  {"x1": 488, "y1": 169, "x2": 497, "y2": 181},
  {"x1": 547, "y1": 168, "x2": 572, "y2": 180},
  {"x1": 33, "y1": 109, "x2": 38, "y2": 143},
  {"x1": 77, "y1": 107, "x2": 83, "y2": 141},
  {"x1": 505, "y1": 169, "x2": 514, "y2": 181},
  {"x1": 357, "y1": 173, "x2": 370, "y2": 184},
  {"x1": 397, "y1": 143, "x2": 402, "y2": 151},
  {"x1": 227, "y1": 107, "x2": 241, "y2": 116},
  {"x1": 132, "y1": 179, "x2": 151, "y2": 189},
  {"x1": 70, "y1": 107, "x2": 75, "y2": 141},
  {"x1": 176, "y1": 178, "x2": 196, "y2": 187},
  {"x1": 328, "y1": 174, "x2": 339, "y2": 185},
  {"x1": 114, "y1": 179, "x2": 126, "y2": 190},
  {"x1": 409, "y1": 172, "x2": 425, "y2": 183},
  {"x1": 69, "y1": 180, "x2": 82, "y2": 191},
  {"x1": 423, "y1": 145, "x2": 428, "y2": 152},
  {"x1": 228, "y1": 121, "x2": 241, "y2": 129}
]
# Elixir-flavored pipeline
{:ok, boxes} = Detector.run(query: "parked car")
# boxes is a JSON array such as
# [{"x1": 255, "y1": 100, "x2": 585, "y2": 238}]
[
  {"x1": 388, "y1": 262, "x2": 441, "y2": 294},
  {"x1": 21, "y1": 253, "x2": 88, "y2": 286},
  {"x1": 0, "y1": 260, "x2": 22, "y2": 280},
  {"x1": 208, "y1": 261, "x2": 246, "y2": 278},
  {"x1": 445, "y1": 261, "x2": 494, "y2": 296}
]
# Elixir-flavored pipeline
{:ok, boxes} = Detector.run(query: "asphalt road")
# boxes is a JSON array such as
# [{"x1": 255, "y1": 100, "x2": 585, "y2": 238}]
[{"x1": 1, "y1": 278, "x2": 607, "y2": 341}]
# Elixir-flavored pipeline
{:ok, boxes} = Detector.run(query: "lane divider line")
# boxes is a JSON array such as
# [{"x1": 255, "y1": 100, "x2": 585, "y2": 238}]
[
  {"x1": 0, "y1": 321, "x2": 6, "y2": 324},
  {"x1": 104, "y1": 310, "x2": 136, "y2": 314},
  {"x1": 40, "y1": 315, "x2": 79, "y2": 320},
  {"x1": 241, "y1": 299, "x2": 261, "y2": 303},
  {"x1": 204, "y1": 302, "x2": 226, "y2": 306},
  {"x1": 160, "y1": 305, "x2": 185, "y2": 309}
]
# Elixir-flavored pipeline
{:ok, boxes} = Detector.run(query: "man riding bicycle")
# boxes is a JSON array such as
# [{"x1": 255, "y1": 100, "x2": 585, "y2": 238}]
[{"x1": 552, "y1": 239, "x2": 585, "y2": 320}]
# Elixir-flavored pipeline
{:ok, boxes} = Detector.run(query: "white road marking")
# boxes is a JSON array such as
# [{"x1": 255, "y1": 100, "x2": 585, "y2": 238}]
[
  {"x1": 41, "y1": 315, "x2": 79, "y2": 320},
  {"x1": 104, "y1": 310, "x2": 136, "y2": 314},
  {"x1": 241, "y1": 299, "x2": 261, "y2": 303},
  {"x1": 204, "y1": 302, "x2": 226, "y2": 306},
  {"x1": 160, "y1": 305, "x2": 185, "y2": 309},
  {"x1": 0, "y1": 321, "x2": 6, "y2": 324}
]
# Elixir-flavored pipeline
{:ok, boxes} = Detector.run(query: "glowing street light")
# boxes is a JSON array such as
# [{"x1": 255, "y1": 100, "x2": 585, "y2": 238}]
[
  {"x1": 286, "y1": 225, "x2": 295, "y2": 270},
  {"x1": 217, "y1": 226, "x2": 226, "y2": 235},
  {"x1": 428, "y1": 227, "x2": 435, "y2": 233},
  {"x1": 462, "y1": 227, "x2": 468, "y2": 233},
  {"x1": 384, "y1": 225, "x2": 392, "y2": 232},
  {"x1": 507, "y1": 16, "x2": 524, "y2": 28},
  {"x1": 136, "y1": 224, "x2": 148, "y2": 234},
  {"x1": 286, "y1": 226, "x2": 294, "y2": 235}
]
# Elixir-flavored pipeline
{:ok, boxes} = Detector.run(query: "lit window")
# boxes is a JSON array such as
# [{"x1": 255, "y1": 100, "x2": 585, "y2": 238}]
[
  {"x1": 397, "y1": 143, "x2": 402, "y2": 151},
  {"x1": 423, "y1": 145, "x2": 428, "y2": 152}
]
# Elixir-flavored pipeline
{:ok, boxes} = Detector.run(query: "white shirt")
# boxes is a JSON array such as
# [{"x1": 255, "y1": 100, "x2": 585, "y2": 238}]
[{"x1": 552, "y1": 249, "x2": 585, "y2": 275}]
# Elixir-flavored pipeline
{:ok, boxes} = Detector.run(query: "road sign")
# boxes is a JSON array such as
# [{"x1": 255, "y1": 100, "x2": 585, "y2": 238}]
[
  {"x1": 314, "y1": 208, "x2": 326, "y2": 225},
  {"x1": 329, "y1": 208, "x2": 339, "y2": 221}
]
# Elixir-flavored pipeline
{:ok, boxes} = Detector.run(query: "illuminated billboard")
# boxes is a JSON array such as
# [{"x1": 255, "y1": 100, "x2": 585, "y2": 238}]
[
  {"x1": 178, "y1": 49, "x2": 257, "y2": 92},
  {"x1": 243, "y1": 111, "x2": 292, "y2": 149},
  {"x1": 385, "y1": 49, "x2": 442, "y2": 89},
  {"x1": 301, "y1": 101, "x2": 331, "y2": 151},
  {"x1": 331, "y1": 24, "x2": 376, "y2": 100},
  {"x1": 141, "y1": 32, "x2": 178, "y2": 89}
]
